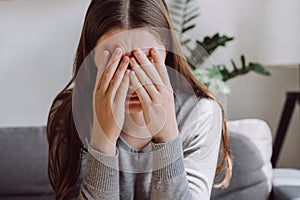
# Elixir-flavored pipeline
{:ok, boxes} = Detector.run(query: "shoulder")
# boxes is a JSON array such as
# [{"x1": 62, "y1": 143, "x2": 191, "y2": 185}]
[
  {"x1": 175, "y1": 92, "x2": 222, "y2": 149},
  {"x1": 175, "y1": 92, "x2": 222, "y2": 128}
]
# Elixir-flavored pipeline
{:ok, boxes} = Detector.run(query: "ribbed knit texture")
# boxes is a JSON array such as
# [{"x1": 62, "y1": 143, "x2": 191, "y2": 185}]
[
  {"x1": 84, "y1": 145, "x2": 119, "y2": 192},
  {"x1": 151, "y1": 135, "x2": 185, "y2": 180}
]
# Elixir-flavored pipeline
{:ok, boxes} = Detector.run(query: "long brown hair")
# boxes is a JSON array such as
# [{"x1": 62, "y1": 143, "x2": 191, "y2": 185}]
[{"x1": 47, "y1": 0, "x2": 232, "y2": 199}]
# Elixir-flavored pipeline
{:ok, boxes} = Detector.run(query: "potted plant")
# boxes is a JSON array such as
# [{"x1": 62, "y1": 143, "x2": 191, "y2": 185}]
[{"x1": 168, "y1": 0, "x2": 270, "y2": 94}]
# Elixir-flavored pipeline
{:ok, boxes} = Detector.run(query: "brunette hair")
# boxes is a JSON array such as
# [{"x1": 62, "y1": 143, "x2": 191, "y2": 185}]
[{"x1": 47, "y1": 0, "x2": 232, "y2": 199}]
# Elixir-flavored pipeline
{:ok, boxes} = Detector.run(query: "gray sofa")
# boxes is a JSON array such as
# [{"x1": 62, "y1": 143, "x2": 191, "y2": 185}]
[
  {"x1": 0, "y1": 127, "x2": 53, "y2": 200},
  {"x1": 0, "y1": 119, "x2": 296, "y2": 200}
]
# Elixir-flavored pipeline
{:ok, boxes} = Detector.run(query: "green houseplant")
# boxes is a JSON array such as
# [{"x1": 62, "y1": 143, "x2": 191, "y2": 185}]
[{"x1": 168, "y1": 0, "x2": 270, "y2": 94}]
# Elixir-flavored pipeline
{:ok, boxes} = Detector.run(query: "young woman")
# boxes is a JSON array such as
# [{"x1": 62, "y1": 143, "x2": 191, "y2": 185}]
[{"x1": 47, "y1": 0, "x2": 232, "y2": 199}]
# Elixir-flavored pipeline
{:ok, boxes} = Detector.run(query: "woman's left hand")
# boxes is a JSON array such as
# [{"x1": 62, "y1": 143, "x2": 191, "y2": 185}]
[{"x1": 129, "y1": 48, "x2": 179, "y2": 143}]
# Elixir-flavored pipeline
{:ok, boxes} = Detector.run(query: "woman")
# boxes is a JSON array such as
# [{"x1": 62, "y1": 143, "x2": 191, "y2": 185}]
[{"x1": 47, "y1": 0, "x2": 232, "y2": 199}]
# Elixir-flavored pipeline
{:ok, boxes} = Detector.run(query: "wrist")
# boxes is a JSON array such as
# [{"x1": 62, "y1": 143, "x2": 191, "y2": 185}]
[
  {"x1": 90, "y1": 140, "x2": 116, "y2": 156},
  {"x1": 90, "y1": 125, "x2": 118, "y2": 156},
  {"x1": 152, "y1": 131, "x2": 178, "y2": 143},
  {"x1": 152, "y1": 120, "x2": 179, "y2": 143}
]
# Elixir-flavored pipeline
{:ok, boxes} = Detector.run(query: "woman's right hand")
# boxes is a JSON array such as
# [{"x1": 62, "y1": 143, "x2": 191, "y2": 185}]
[{"x1": 90, "y1": 47, "x2": 130, "y2": 155}]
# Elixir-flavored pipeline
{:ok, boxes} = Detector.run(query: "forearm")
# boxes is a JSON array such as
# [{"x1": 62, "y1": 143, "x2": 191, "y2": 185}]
[
  {"x1": 90, "y1": 121, "x2": 118, "y2": 156},
  {"x1": 150, "y1": 134, "x2": 193, "y2": 200},
  {"x1": 78, "y1": 144, "x2": 120, "y2": 200}
]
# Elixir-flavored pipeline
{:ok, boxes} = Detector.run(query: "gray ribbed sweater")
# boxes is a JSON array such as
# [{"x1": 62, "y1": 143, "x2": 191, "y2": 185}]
[{"x1": 73, "y1": 93, "x2": 222, "y2": 200}]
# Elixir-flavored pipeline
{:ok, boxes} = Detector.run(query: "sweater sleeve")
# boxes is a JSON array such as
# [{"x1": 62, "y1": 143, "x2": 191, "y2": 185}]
[
  {"x1": 78, "y1": 143, "x2": 120, "y2": 200},
  {"x1": 150, "y1": 99, "x2": 222, "y2": 200}
]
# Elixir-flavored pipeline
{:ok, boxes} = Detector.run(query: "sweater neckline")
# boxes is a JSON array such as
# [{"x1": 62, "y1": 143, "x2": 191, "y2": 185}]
[{"x1": 117, "y1": 135, "x2": 152, "y2": 153}]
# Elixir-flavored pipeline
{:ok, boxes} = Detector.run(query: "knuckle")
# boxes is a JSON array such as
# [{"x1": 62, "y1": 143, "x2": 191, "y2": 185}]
[
  {"x1": 149, "y1": 101, "x2": 156, "y2": 107},
  {"x1": 94, "y1": 89, "x2": 103, "y2": 99},
  {"x1": 94, "y1": 92, "x2": 101, "y2": 100},
  {"x1": 151, "y1": 95, "x2": 158, "y2": 103}
]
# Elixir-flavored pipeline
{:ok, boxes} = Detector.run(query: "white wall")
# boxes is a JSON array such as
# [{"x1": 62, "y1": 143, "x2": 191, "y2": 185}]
[
  {"x1": 1, "y1": 0, "x2": 299, "y2": 167},
  {"x1": 0, "y1": 0, "x2": 90, "y2": 126}
]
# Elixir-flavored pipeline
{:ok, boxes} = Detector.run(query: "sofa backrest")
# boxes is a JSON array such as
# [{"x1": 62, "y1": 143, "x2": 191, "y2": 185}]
[{"x1": 0, "y1": 127, "x2": 54, "y2": 199}]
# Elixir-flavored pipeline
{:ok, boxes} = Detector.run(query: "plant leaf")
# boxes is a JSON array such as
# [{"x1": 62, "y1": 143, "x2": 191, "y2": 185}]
[
  {"x1": 169, "y1": 2, "x2": 184, "y2": 11},
  {"x1": 198, "y1": 33, "x2": 234, "y2": 54},
  {"x1": 183, "y1": 13, "x2": 199, "y2": 26},
  {"x1": 169, "y1": 9, "x2": 182, "y2": 18},
  {"x1": 241, "y1": 55, "x2": 246, "y2": 69},
  {"x1": 183, "y1": 7, "x2": 199, "y2": 20},
  {"x1": 230, "y1": 59, "x2": 238, "y2": 71},
  {"x1": 170, "y1": 17, "x2": 181, "y2": 27},
  {"x1": 216, "y1": 65, "x2": 230, "y2": 80},
  {"x1": 182, "y1": 24, "x2": 196, "y2": 33},
  {"x1": 249, "y1": 63, "x2": 271, "y2": 76}
]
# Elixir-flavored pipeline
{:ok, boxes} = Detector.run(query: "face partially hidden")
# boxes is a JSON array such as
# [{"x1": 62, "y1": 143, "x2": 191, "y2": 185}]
[{"x1": 94, "y1": 28, "x2": 167, "y2": 113}]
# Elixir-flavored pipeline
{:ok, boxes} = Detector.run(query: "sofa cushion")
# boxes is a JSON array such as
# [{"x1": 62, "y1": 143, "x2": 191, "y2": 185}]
[
  {"x1": 211, "y1": 118, "x2": 273, "y2": 200},
  {"x1": 272, "y1": 168, "x2": 300, "y2": 200},
  {"x1": 0, "y1": 127, "x2": 54, "y2": 198}
]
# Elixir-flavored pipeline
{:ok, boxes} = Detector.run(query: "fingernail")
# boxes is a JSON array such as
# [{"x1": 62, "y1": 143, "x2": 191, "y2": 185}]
[
  {"x1": 123, "y1": 56, "x2": 129, "y2": 63},
  {"x1": 115, "y1": 47, "x2": 122, "y2": 55},
  {"x1": 130, "y1": 57, "x2": 136, "y2": 64}
]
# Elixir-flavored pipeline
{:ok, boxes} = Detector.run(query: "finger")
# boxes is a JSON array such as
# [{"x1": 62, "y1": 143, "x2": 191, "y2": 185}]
[
  {"x1": 99, "y1": 47, "x2": 123, "y2": 93},
  {"x1": 133, "y1": 49, "x2": 163, "y2": 87},
  {"x1": 150, "y1": 48, "x2": 172, "y2": 88},
  {"x1": 129, "y1": 71, "x2": 151, "y2": 106},
  {"x1": 95, "y1": 50, "x2": 110, "y2": 91},
  {"x1": 114, "y1": 69, "x2": 130, "y2": 105},
  {"x1": 130, "y1": 57, "x2": 158, "y2": 98},
  {"x1": 95, "y1": 50, "x2": 110, "y2": 70},
  {"x1": 107, "y1": 56, "x2": 129, "y2": 98},
  {"x1": 148, "y1": 56, "x2": 154, "y2": 64}
]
